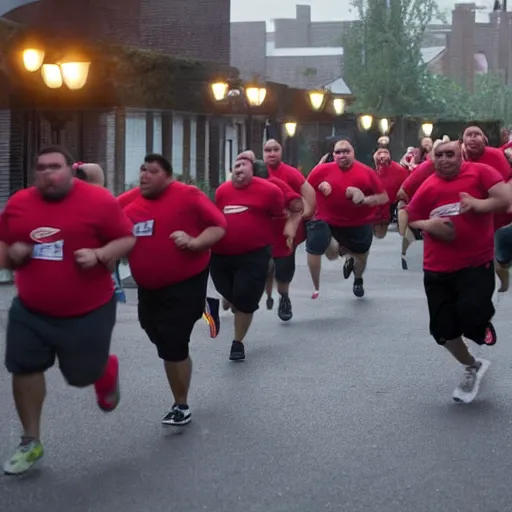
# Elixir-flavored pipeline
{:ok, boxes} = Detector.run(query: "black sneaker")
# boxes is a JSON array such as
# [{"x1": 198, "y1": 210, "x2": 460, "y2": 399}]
[
  {"x1": 229, "y1": 341, "x2": 245, "y2": 361},
  {"x1": 266, "y1": 296, "x2": 274, "y2": 310},
  {"x1": 401, "y1": 255, "x2": 408, "y2": 270},
  {"x1": 277, "y1": 294, "x2": 293, "y2": 321},
  {"x1": 162, "y1": 405, "x2": 191, "y2": 426},
  {"x1": 353, "y1": 277, "x2": 364, "y2": 297},
  {"x1": 343, "y1": 257, "x2": 354, "y2": 279}
]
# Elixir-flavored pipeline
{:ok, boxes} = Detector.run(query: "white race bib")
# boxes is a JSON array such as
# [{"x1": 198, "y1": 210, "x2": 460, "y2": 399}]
[
  {"x1": 32, "y1": 240, "x2": 64, "y2": 261},
  {"x1": 133, "y1": 220, "x2": 154, "y2": 237}
]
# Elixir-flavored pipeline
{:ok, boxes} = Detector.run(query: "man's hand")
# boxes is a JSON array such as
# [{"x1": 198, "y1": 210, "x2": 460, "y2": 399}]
[
  {"x1": 346, "y1": 187, "x2": 364, "y2": 204},
  {"x1": 8, "y1": 242, "x2": 33, "y2": 267},
  {"x1": 170, "y1": 230, "x2": 204, "y2": 250},
  {"x1": 74, "y1": 248, "x2": 99, "y2": 269},
  {"x1": 170, "y1": 230, "x2": 193, "y2": 249},
  {"x1": 318, "y1": 181, "x2": 332, "y2": 196},
  {"x1": 459, "y1": 192, "x2": 478, "y2": 214},
  {"x1": 425, "y1": 218, "x2": 456, "y2": 242}
]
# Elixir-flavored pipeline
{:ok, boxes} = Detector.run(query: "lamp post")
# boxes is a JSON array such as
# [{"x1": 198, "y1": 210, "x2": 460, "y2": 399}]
[
  {"x1": 210, "y1": 80, "x2": 267, "y2": 149},
  {"x1": 21, "y1": 46, "x2": 91, "y2": 144},
  {"x1": 22, "y1": 47, "x2": 91, "y2": 90}
]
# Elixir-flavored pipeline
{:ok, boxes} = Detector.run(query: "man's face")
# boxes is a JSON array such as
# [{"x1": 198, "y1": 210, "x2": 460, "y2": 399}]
[
  {"x1": 421, "y1": 138, "x2": 433, "y2": 152},
  {"x1": 463, "y1": 126, "x2": 485, "y2": 154},
  {"x1": 263, "y1": 140, "x2": 282, "y2": 167},
  {"x1": 232, "y1": 158, "x2": 253, "y2": 187},
  {"x1": 433, "y1": 142, "x2": 462, "y2": 180},
  {"x1": 375, "y1": 149, "x2": 390, "y2": 165},
  {"x1": 333, "y1": 141, "x2": 354, "y2": 169},
  {"x1": 34, "y1": 152, "x2": 73, "y2": 200},
  {"x1": 139, "y1": 161, "x2": 171, "y2": 198}
]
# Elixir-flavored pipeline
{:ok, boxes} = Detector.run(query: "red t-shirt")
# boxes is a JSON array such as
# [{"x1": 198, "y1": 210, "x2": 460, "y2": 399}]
[
  {"x1": 267, "y1": 176, "x2": 302, "y2": 258},
  {"x1": 212, "y1": 177, "x2": 285, "y2": 256},
  {"x1": 401, "y1": 159, "x2": 434, "y2": 201},
  {"x1": 468, "y1": 147, "x2": 512, "y2": 230},
  {"x1": 0, "y1": 179, "x2": 134, "y2": 317},
  {"x1": 267, "y1": 162, "x2": 305, "y2": 194},
  {"x1": 406, "y1": 162, "x2": 503, "y2": 273},
  {"x1": 268, "y1": 162, "x2": 307, "y2": 247},
  {"x1": 307, "y1": 161, "x2": 385, "y2": 227},
  {"x1": 372, "y1": 161, "x2": 409, "y2": 223},
  {"x1": 117, "y1": 187, "x2": 141, "y2": 208},
  {"x1": 122, "y1": 181, "x2": 226, "y2": 289}
]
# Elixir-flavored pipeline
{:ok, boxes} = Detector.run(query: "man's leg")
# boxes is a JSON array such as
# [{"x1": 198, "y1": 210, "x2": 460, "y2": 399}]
[
  {"x1": 56, "y1": 296, "x2": 119, "y2": 411},
  {"x1": 305, "y1": 220, "x2": 331, "y2": 298},
  {"x1": 265, "y1": 259, "x2": 275, "y2": 310},
  {"x1": 494, "y1": 225, "x2": 512, "y2": 292},
  {"x1": 424, "y1": 270, "x2": 490, "y2": 404},
  {"x1": 229, "y1": 248, "x2": 271, "y2": 361},
  {"x1": 372, "y1": 223, "x2": 388, "y2": 239},
  {"x1": 274, "y1": 251, "x2": 296, "y2": 321},
  {"x1": 4, "y1": 298, "x2": 53, "y2": 475}
]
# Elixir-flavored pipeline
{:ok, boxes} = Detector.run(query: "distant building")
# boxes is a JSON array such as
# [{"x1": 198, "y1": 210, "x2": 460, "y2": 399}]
[{"x1": 230, "y1": 3, "x2": 512, "y2": 92}]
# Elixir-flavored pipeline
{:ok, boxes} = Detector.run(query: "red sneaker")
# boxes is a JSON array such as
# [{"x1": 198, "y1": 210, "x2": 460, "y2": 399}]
[{"x1": 94, "y1": 355, "x2": 120, "y2": 412}]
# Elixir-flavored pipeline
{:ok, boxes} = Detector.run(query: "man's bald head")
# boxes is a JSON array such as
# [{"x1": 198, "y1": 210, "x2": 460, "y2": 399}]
[
  {"x1": 81, "y1": 163, "x2": 105, "y2": 187},
  {"x1": 333, "y1": 140, "x2": 355, "y2": 170},
  {"x1": 463, "y1": 126, "x2": 487, "y2": 158},
  {"x1": 433, "y1": 140, "x2": 462, "y2": 179},
  {"x1": 263, "y1": 138, "x2": 282, "y2": 167}
]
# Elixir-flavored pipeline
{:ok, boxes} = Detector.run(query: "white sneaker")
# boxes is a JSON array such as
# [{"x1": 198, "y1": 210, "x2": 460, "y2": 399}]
[{"x1": 452, "y1": 359, "x2": 490, "y2": 404}]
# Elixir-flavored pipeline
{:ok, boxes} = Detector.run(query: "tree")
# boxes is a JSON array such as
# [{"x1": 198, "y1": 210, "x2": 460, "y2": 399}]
[
  {"x1": 422, "y1": 71, "x2": 512, "y2": 124},
  {"x1": 342, "y1": 0, "x2": 443, "y2": 116}
]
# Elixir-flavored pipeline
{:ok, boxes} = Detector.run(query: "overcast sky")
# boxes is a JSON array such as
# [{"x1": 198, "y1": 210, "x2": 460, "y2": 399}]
[{"x1": 230, "y1": 0, "x2": 492, "y2": 23}]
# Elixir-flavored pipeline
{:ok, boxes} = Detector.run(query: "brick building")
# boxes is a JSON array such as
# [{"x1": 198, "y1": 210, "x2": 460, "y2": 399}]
[
  {"x1": 0, "y1": 0, "x2": 233, "y2": 205},
  {"x1": 231, "y1": 3, "x2": 512, "y2": 93}
]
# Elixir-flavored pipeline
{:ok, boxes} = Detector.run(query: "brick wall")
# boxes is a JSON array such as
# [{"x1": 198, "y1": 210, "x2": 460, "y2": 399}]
[{"x1": 3, "y1": 0, "x2": 230, "y2": 64}]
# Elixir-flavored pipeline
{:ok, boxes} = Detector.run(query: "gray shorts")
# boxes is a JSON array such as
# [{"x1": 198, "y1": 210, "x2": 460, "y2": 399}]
[{"x1": 4, "y1": 295, "x2": 117, "y2": 387}]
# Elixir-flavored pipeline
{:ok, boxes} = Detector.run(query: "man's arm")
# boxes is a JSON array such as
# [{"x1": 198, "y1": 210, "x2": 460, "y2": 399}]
[{"x1": 300, "y1": 181, "x2": 316, "y2": 218}]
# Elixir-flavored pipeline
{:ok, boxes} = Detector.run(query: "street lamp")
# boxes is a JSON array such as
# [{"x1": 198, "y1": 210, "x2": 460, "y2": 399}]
[
  {"x1": 379, "y1": 118, "x2": 390, "y2": 135},
  {"x1": 333, "y1": 98, "x2": 345, "y2": 115},
  {"x1": 23, "y1": 48, "x2": 45, "y2": 72},
  {"x1": 421, "y1": 122, "x2": 434, "y2": 137},
  {"x1": 211, "y1": 81, "x2": 229, "y2": 101},
  {"x1": 210, "y1": 81, "x2": 267, "y2": 107},
  {"x1": 308, "y1": 90, "x2": 325, "y2": 111},
  {"x1": 22, "y1": 47, "x2": 91, "y2": 90},
  {"x1": 41, "y1": 64, "x2": 63, "y2": 88},
  {"x1": 359, "y1": 114, "x2": 373, "y2": 131},
  {"x1": 245, "y1": 86, "x2": 267, "y2": 107},
  {"x1": 284, "y1": 122, "x2": 297, "y2": 137}
]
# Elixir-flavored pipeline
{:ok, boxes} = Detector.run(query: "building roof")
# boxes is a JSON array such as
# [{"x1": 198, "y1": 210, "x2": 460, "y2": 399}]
[
  {"x1": 266, "y1": 40, "x2": 343, "y2": 57},
  {"x1": 323, "y1": 76, "x2": 351, "y2": 95},
  {"x1": 420, "y1": 46, "x2": 445, "y2": 63}
]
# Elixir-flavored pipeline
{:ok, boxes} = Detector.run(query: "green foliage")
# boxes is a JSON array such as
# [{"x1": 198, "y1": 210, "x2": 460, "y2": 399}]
[
  {"x1": 422, "y1": 72, "x2": 512, "y2": 124},
  {"x1": 342, "y1": 0, "x2": 443, "y2": 115}
]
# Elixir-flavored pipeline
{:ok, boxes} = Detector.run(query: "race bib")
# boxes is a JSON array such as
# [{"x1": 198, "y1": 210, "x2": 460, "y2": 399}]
[
  {"x1": 133, "y1": 220, "x2": 154, "y2": 237},
  {"x1": 32, "y1": 240, "x2": 64, "y2": 261},
  {"x1": 429, "y1": 202, "x2": 460, "y2": 218}
]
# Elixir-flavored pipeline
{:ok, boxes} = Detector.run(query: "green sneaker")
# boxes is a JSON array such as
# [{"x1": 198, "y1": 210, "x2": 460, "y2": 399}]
[{"x1": 3, "y1": 439, "x2": 44, "y2": 475}]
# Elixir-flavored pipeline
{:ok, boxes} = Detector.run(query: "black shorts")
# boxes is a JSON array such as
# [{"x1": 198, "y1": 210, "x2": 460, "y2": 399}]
[
  {"x1": 305, "y1": 219, "x2": 373, "y2": 256},
  {"x1": 137, "y1": 268, "x2": 208, "y2": 362},
  {"x1": 210, "y1": 246, "x2": 271, "y2": 314},
  {"x1": 273, "y1": 249, "x2": 296, "y2": 284},
  {"x1": 424, "y1": 262, "x2": 495, "y2": 345},
  {"x1": 5, "y1": 295, "x2": 116, "y2": 386}
]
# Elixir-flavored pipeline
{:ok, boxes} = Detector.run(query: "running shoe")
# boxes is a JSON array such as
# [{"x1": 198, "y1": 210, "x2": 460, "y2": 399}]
[
  {"x1": 94, "y1": 354, "x2": 120, "y2": 412},
  {"x1": 3, "y1": 439, "x2": 44, "y2": 475}
]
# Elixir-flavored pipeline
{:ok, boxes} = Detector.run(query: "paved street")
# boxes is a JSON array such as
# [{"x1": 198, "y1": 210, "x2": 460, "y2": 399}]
[{"x1": 1, "y1": 232, "x2": 512, "y2": 512}]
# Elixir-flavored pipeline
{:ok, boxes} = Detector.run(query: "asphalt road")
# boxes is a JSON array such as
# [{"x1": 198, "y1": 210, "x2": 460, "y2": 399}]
[{"x1": 1, "y1": 232, "x2": 512, "y2": 512}]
